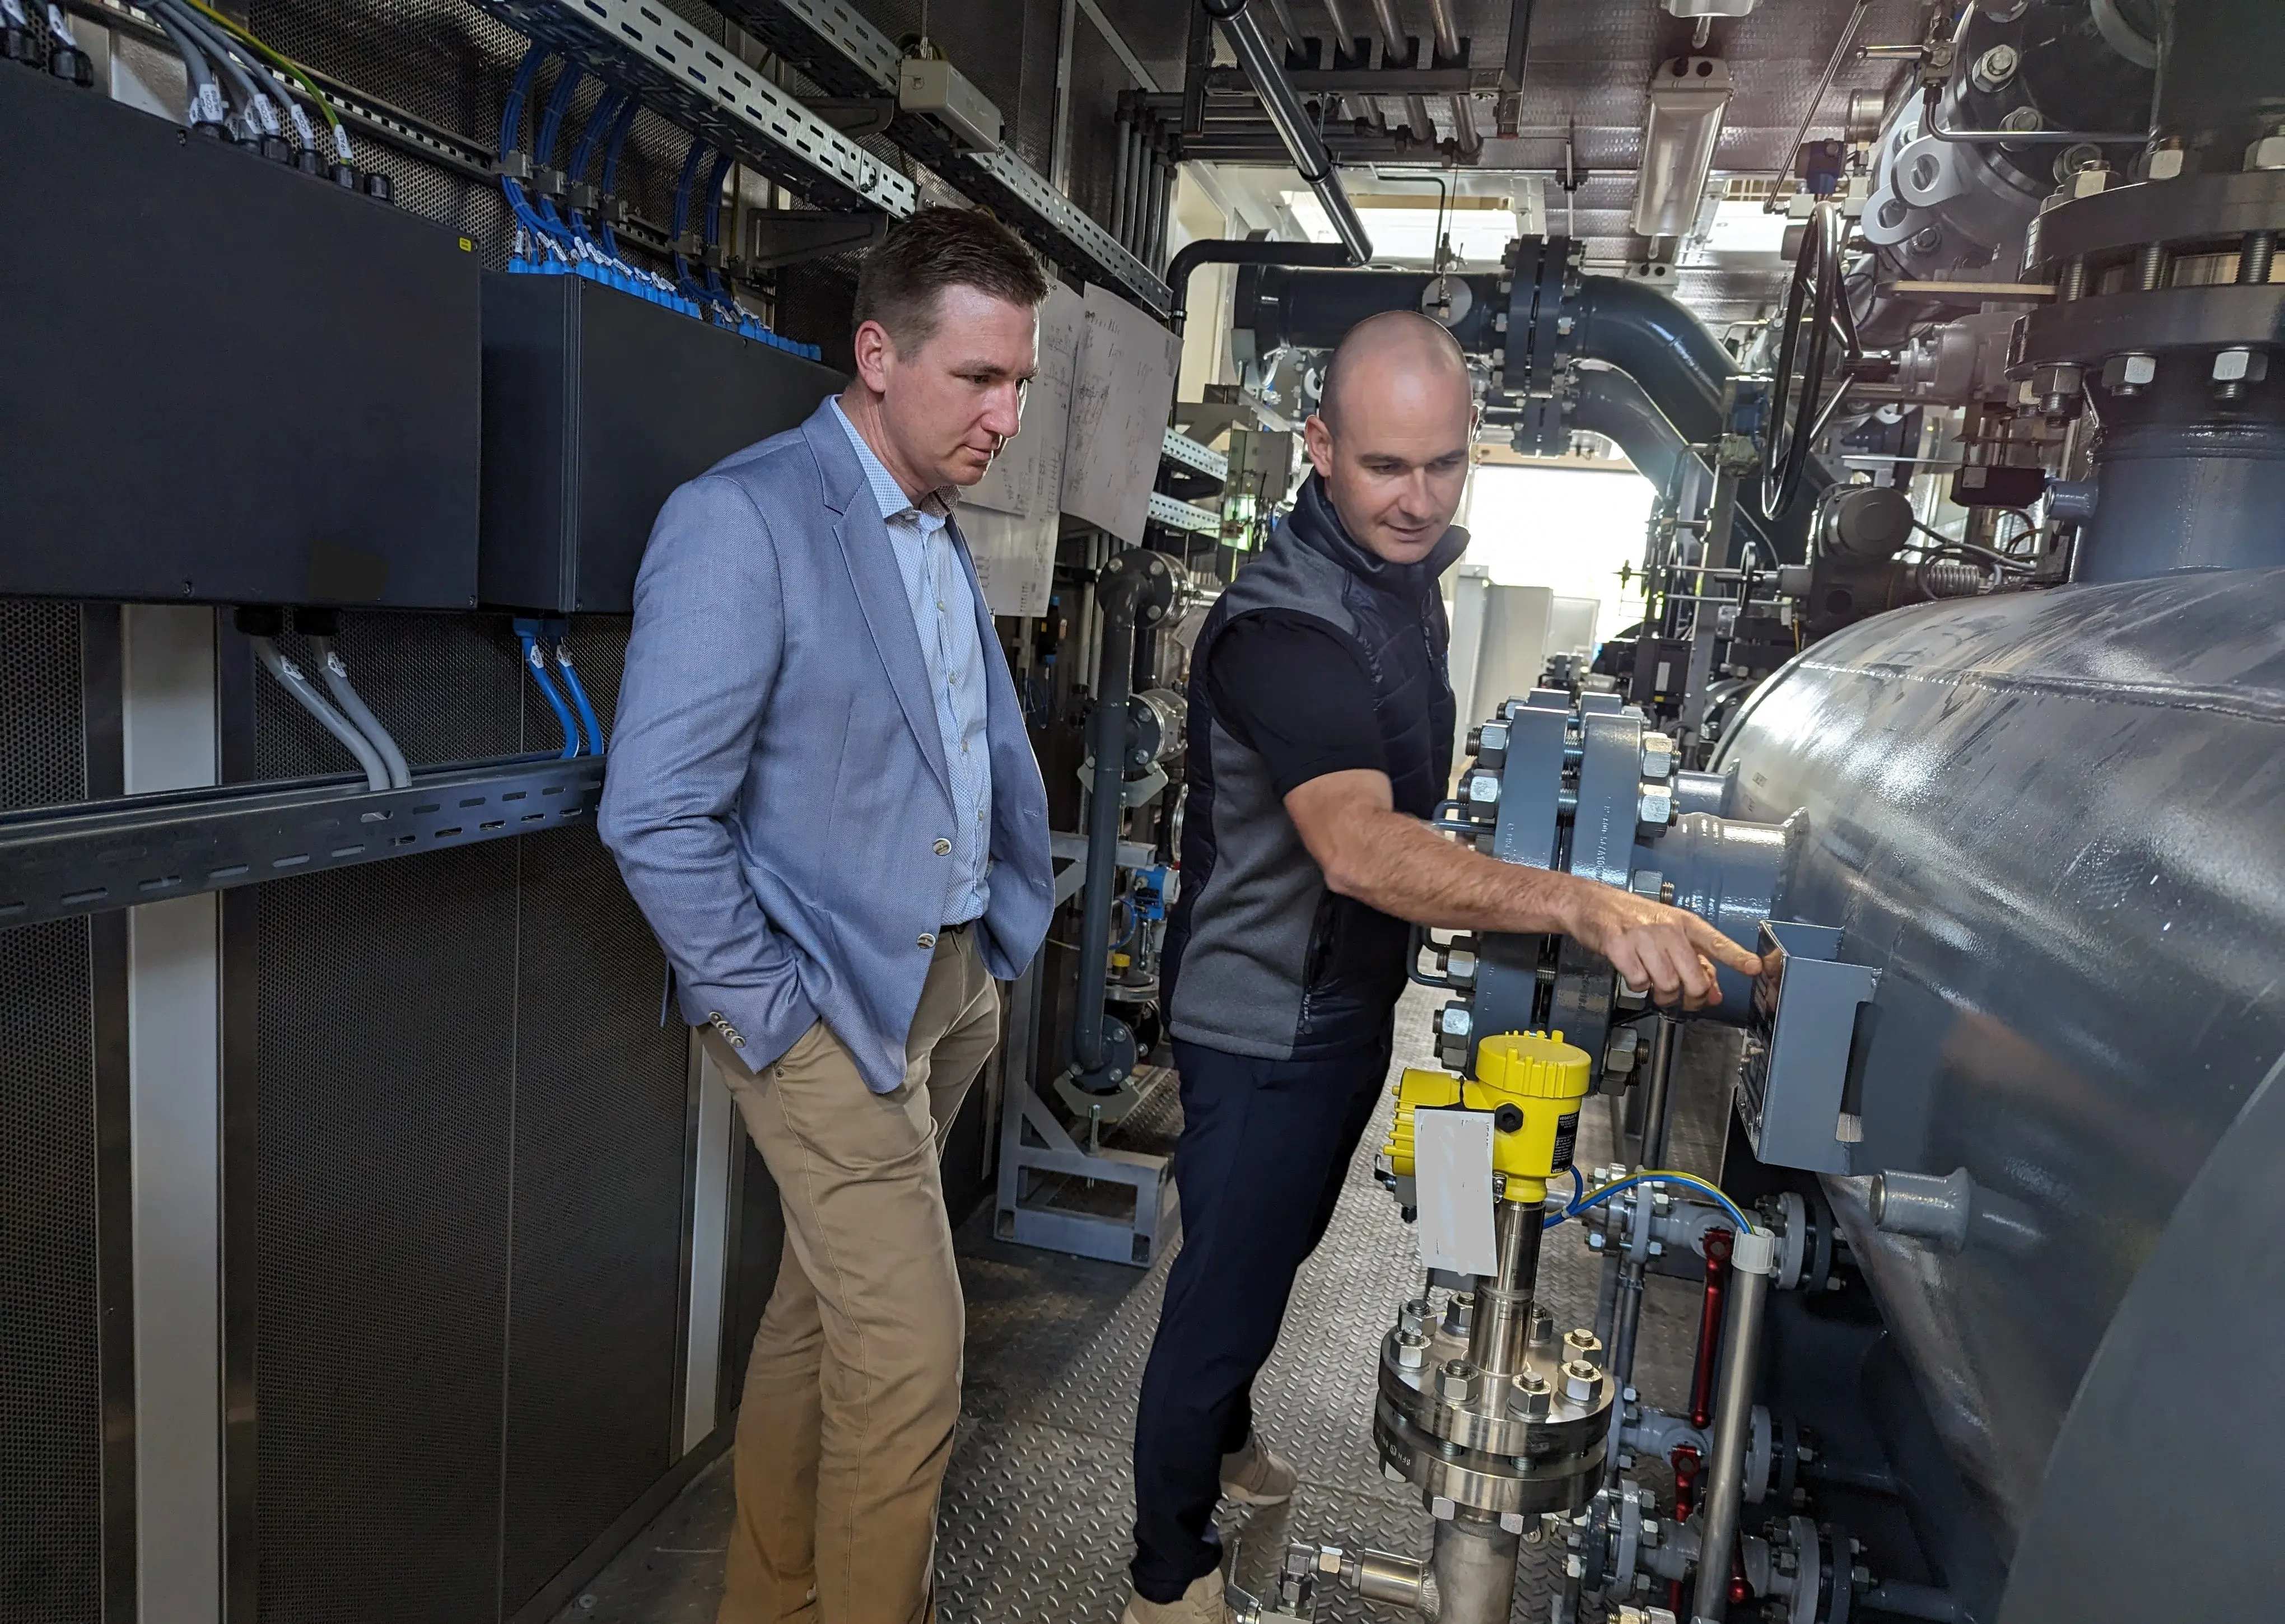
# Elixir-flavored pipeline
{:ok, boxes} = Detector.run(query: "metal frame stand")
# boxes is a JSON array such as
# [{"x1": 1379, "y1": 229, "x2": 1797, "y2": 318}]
[{"x1": 990, "y1": 834, "x2": 1179, "y2": 1268}]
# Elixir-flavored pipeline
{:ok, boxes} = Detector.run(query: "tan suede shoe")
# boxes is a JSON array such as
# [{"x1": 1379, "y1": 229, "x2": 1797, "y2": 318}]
[
  {"x1": 1120, "y1": 1568, "x2": 1236, "y2": 1624},
  {"x1": 1218, "y1": 1434, "x2": 1299, "y2": 1506}
]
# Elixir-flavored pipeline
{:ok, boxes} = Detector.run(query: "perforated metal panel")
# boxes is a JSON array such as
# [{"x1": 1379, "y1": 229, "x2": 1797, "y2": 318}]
[
  {"x1": 244, "y1": 607, "x2": 703, "y2": 1621},
  {"x1": 253, "y1": 843, "x2": 520, "y2": 1624},
  {"x1": 500, "y1": 825, "x2": 691, "y2": 1615},
  {"x1": 0, "y1": 599, "x2": 100, "y2": 1624},
  {"x1": 0, "y1": 600, "x2": 87, "y2": 812},
  {"x1": 0, "y1": 917, "x2": 101, "y2": 1624}
]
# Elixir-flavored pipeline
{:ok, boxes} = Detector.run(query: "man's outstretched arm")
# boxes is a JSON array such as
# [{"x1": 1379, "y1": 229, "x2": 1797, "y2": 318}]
[{"x1": 1284, "y1": 768, "x2": 1762, "y2": 1010}]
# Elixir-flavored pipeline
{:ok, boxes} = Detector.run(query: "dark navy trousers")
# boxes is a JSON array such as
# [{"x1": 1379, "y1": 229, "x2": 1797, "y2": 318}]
[{"x1": 1128, "y1": 1030, "x2": 1393, "y2": 1602}]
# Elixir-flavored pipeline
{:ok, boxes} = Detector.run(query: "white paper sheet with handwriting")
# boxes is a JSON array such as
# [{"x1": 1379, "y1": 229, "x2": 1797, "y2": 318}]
[{"x1": 1060, "y1": 283, "x2": 1180, "y2": 543}]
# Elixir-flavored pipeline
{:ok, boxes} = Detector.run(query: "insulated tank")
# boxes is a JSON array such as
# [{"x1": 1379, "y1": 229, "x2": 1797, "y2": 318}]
[{"x1": 1713, "y1": 568, "x2": 2285, "y2": 1618}]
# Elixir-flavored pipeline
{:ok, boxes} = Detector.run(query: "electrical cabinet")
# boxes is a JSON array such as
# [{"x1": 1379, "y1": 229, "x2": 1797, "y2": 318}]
[
  {"x1": 0, "y1": 69, "x2": 482, "y2": 606},
  {"x1": 479, "y1": 273, "x2": 843, "y2": 614}
]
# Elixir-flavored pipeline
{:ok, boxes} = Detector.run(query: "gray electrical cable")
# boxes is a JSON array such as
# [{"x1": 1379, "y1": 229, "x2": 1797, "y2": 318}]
[
  {"x1": 155, "y1": 1, "x2": 272, "y2": 138},
  {"x1": 307, "y1": 637, "x2": 412, "y2": 788},
  {"x1": 249, "y1": 637, "x2": 391, "y2": 792},
  {"x1": 149, "y1": 6, "x2": 222, "y2": 129}
]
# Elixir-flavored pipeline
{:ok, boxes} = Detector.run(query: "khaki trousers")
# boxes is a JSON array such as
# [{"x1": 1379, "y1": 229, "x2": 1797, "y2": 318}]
[{"x1": 702, "y1": 925, "x2": 999, "y2": 1624}]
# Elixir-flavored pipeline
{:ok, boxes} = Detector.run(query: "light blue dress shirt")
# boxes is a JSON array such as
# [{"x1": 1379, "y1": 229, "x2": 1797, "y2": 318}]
[{"x1": 832, "y1": 400, "x2": 993, "y2": 926}]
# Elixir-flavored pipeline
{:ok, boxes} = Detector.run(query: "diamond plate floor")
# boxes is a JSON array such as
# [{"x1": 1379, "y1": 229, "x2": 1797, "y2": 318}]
[{"x1": 555, "y1": 991, "x2": 1735, "y2": 1624}]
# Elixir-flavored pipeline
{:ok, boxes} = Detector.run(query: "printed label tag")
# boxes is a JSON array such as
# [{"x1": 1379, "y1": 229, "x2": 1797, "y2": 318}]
[{"x1": 1413, "y1": 1108, "x2": 1498, "y2": 1277}]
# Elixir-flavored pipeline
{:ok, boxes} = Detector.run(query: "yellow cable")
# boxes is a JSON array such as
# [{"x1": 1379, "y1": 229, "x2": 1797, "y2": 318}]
[{"x1": 172, "y1": 0, "x2": 341, "y2": 136}]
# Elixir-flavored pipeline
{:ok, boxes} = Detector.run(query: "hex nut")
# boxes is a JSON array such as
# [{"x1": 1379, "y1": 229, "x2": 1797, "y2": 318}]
[
  {"x1": 2213, "y1": 348, "x2": 2269, "y2": 384},
  {"x1": 1971, "y1": 43, "x2": 2017, "y2": 91},
  {"x1": 2246, "y1": 133, "x2": 2285, "y2": 172},
  {"x1": 1396, "y1": 1331, "x2": 1430, "y2": 1370},
  {"x1": 1562, "y1": 1360, "x2": 1605, "y2": 1403},
  {"x1": 2067, "y1": 165, "x2": 2111, "y2": 199},
  {"x1": 1431, "y1": 1496, "x2": 1458, "y2": 1522},
  {"x1": 1513, "y1": 1370, "x2": 1554, "y2": 1417},
  {"x1": 1640, "y1": 731, "x2": 1676, "y2": 779},
  {"x1": 1564, "y1": 1328, "x2": 1603, "y2": 1364},
  {"x1": 2102, "y1": 352, "x2": 2157, "y2": 390},
  {"x1": 2031, "y1": 362, "x2": 2082, "y2": 396},
  {"x1": 2148, "y1": 146, "x2": 2185, "y2": 181},
  {"x1": 1638, "y1": 783, "x2": 1675, "y2": 825},
  {"x1": 1470, "y1": 772, "x2": 1501, "y2": 804},
  {"x1": 1528, "y1": 1303, "x2": 1556, "y2": 1346},
  {"x1": 1440, "y1": 1003, "x2": 1473, "y2": 1037},
  {"x1": 1438, "y1": 1359, "x2": 1482, "y2": 1403},
  {"x1": 1398, "y1": 1296, "x2": 1433, "y2": 1334}
]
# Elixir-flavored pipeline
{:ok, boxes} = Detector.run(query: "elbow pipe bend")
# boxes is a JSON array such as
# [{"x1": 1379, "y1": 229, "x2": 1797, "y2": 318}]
[
  {"x1": 1167, "y1": 239, "x2": 1354, "y2": 333},
  {"x1": 1567, "y1": 366, "x2": 1793, "y2": 564},
  {"x1": 1567, "y1": 275, "x2": 1738, "y2": 447}
]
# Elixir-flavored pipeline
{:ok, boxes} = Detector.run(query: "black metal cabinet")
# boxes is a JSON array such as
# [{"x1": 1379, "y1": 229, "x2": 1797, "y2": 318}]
[
  {"x1": 0, "y1": 71, "x2": 482, "y2": 608},
  {"x1": 479, "y1": 273, "x2": 843, "y2": 614}
]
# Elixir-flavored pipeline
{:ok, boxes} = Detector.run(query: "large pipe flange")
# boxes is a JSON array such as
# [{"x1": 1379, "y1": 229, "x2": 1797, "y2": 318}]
[{"x1": 1373, "y1": 1327, "x2": 1614, "y2": 1519}]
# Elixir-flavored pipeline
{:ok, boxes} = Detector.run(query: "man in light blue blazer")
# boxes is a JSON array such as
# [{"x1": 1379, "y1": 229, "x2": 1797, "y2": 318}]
[{"x1": 598, "y1": 208, "x2": 1055, "y2": 1624}]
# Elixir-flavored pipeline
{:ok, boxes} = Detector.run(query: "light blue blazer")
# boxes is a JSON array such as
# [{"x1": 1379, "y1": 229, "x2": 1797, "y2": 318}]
[{"x1": 598, "y1": 400, "x2": 1053, "y2": 1094}]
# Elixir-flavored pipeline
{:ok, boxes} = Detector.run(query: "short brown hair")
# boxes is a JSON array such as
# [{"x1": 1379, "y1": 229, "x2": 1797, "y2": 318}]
[{"x1": 852, "y1": 206, "x2": 1052, "y2": 350}]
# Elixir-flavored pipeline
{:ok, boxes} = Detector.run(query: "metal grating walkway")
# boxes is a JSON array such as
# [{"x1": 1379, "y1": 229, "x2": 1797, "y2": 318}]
[{"x1": 556, "y1": 985, "x2": 1731, "y2": 1624}]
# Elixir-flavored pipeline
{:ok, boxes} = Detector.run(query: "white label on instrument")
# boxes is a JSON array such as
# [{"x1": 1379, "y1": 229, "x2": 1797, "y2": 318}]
[{"x1": 1413, "y1": 1109, "x2": 1498, "y2": 1277}]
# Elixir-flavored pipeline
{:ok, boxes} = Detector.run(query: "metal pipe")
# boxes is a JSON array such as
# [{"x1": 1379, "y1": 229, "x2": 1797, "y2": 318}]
[
  {"x1": 1318, "y1": 0, "x2": 1363, "y2": 61},
  {"x1": 1687, "y1": 1228, "x2": 1732, "y2": 1429},
  {"x1": 1113, "y1": 113, "x2": 1137, "y2": 250},
  {"x1": 1638, "y1": 1016, "x2": 1680, "y2": 1169},
  {"x1": 1691, "y1": 1226, "x2": 1774, "y2": 1624},
  {"x1": 1144, "y1": 140, "x2": 1171, "y2": 271},
  {"x1": 1205, "y1": 0, "x2": 1373, "y2": 263},
  {"x1": 1071, "y1": 602, "x2": 1136, "y2": 1078},
  {"x1": 1423, "y1": 0, "x2": 1480, "y2": 156},
  {"x1": 1166, "y1": 237, "x2": 1353, "y2": 332},
  {"x1": 1773, "y1": 0, "x2": 1872, "y2": 181},
  {"x1": 1467, "y1": 1196, "x2": 1543, "y2": 1375},
  {"x1": 1430, "y1": 1516, "x2": 1521, "y2": 1624},
  {"x1": 1920, "y1": 86, "x2": 2143, "y2": 145}
]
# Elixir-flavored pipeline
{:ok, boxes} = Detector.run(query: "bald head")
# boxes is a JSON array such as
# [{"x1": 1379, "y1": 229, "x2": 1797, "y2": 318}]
[
  {"x1": 1318, "y1": 309, "x2": 1473, "y2": 432},
  {"x1": 1303, "y1": 310, "x2": 1477, "y2": 565}
]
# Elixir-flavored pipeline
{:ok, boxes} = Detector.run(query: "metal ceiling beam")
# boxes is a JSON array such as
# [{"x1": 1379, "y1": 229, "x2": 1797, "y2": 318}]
[{"x1": 711, "y1": 0, "x2": 1172, "y2": 314}]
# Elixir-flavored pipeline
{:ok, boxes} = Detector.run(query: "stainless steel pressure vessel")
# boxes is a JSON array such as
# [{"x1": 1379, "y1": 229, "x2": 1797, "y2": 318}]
[{"x1": 1715, "y1": 568, "x2": 2285, "y2": 1619}]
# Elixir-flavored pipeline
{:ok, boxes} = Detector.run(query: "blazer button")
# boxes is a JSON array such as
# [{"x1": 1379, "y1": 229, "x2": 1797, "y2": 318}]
[
  {"x1": 933, "y1": 838, "x2": 953, "y2": 856},
  {"x1": 918, "y1": 932, "x2": 938, "y2": 949}
]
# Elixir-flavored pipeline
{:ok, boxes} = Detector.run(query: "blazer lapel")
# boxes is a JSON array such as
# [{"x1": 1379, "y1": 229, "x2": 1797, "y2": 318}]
[{"x1": 805, "y1": 410, "x2": 954, "y2": 800}]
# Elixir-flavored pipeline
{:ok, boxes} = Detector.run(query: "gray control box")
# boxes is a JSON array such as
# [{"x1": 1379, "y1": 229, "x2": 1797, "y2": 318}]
[{"x1": 1734, "y1": 920, "x2": 1881, "y2": 1174}]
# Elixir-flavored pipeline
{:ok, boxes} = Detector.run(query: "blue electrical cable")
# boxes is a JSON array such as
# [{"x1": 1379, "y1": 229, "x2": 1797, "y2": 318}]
[
  {"x1": 596, "y1": 95, "x2": 638, "y2": 259},
  {"x1": 1543, "y1": 1168, "x2": 1753, "y2": 1234},
  {"x1": 499, "y1": 44, "x2": 567, "y2": 265},
  {"x1": 700, "y1": 147, "x2": 742, "y2": 321},
  {"x1": 669, "y1": 136, "x2": 711, "y2": 303},
  {"x1": 563, "y1": 85, "x2": 624, "y2": 244},
  {"x1": 514, "y1": 619, "x2": 582, "y2": 758},
  {"x1": 548, "y1": 627, "x2": 607, "y2": 757},
  {"x1": 531, "y1": 62, "x2": 582, "y2": 232}
]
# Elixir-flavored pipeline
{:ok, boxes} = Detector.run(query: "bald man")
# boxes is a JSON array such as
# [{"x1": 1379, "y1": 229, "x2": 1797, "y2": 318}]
[{"x1": 1122, "y1": 312, "x2": 1759, "y2": 1623}]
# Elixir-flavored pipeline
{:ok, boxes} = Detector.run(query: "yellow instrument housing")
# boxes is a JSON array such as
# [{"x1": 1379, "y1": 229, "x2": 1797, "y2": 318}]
[{"x1": 1382, "y1": 1031, "x2": 1593, "y2": 1204}]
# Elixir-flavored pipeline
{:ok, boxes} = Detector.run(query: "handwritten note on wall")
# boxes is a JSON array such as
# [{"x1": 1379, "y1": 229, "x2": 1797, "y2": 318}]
[{"x1": 1061, "y1": 283, "x2": 1180, "y2": 543}]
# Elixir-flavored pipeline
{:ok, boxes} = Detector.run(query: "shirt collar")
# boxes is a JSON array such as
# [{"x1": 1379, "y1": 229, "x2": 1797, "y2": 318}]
[{"x1": 831, "y1": 398, "x2": 957, "y2": 525}]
